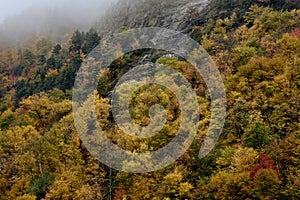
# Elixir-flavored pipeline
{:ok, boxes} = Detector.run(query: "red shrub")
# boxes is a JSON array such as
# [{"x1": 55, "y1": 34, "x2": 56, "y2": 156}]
[
  {"x1": 113, "y1": 184, "x2": 128, "y2": 200},
  {"x1": 290, "y1": 29, "x2": 300, "y2": 38},
  {"x1": 250, "y1": 154, "x2": 277, "y2": 179}
]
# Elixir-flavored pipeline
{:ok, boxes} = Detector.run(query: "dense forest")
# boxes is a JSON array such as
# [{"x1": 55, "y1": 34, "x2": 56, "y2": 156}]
[{"x1": 0, "y1": 0, "x2": 300, "y2": 199}]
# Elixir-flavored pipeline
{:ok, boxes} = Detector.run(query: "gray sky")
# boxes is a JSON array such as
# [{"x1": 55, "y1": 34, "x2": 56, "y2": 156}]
[
  {"x1": 0, "y1": 0, "x2": 115, "y2": 23},
  {"x1": 0, "y1": 0, "x2": 48, "y2": 22},
  {"x1": 0, "y1": 0, "x2": 117, "y2": 44}
]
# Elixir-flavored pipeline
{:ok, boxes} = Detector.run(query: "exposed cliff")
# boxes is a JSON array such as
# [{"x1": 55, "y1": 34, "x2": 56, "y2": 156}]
[{"x1": 97, "y1": 0, "x2": 210, "y2": 34}]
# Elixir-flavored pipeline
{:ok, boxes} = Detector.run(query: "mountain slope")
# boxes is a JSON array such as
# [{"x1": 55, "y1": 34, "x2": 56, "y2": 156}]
[
  {"x1": 97, "y1": 0, "x2": 300, "y2": 35},
  {"x1": 0, "y1": 1, "x2": 299, "y2": 199}
]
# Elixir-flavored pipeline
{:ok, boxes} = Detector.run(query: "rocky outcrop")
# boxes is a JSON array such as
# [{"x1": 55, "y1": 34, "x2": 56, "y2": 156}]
[{"x1": 97, "y1": 0, "x2": 210, "y2": 35}]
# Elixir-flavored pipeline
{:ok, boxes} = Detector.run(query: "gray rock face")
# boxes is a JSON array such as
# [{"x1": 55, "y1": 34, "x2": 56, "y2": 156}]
[
  {"x1": 97, "y1": 0, "x2": 210, "y2": 35},
  {"x1": 158, "y1": 0, "x2": 209, "y2": 32}
]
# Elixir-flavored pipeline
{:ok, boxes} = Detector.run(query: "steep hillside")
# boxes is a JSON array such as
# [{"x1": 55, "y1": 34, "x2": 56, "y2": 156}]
[
  {"x1": 97, "y1": 0, "x2": 300, "y2": 35},
  {"x1": 0, "y1": 0, "x2": 299, "y2": 199}
]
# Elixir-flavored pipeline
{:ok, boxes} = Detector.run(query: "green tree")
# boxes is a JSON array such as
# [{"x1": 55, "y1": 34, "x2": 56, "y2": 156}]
[
  {"x1": 243, "y1": 121, "x2": 277, "y2": 150},
  {"x1": 30, "y1": 172, "x2": 55, "y2": 200}
]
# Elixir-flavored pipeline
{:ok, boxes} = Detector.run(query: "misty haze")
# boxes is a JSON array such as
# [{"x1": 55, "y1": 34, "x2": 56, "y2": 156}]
[{"x1": 0, "y1": 0, "x2": 116, "y2": 45}]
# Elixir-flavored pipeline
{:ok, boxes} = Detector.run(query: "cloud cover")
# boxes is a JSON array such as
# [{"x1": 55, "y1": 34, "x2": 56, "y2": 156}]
[{"x1": 0, "y1": 0, "x2": 117, "y2": 44}]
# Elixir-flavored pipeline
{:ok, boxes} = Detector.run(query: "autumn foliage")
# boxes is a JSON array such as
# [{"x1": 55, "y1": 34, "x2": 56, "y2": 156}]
[{"x1": 0, "y1": 2, "x2": 299, "y2": 200}]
